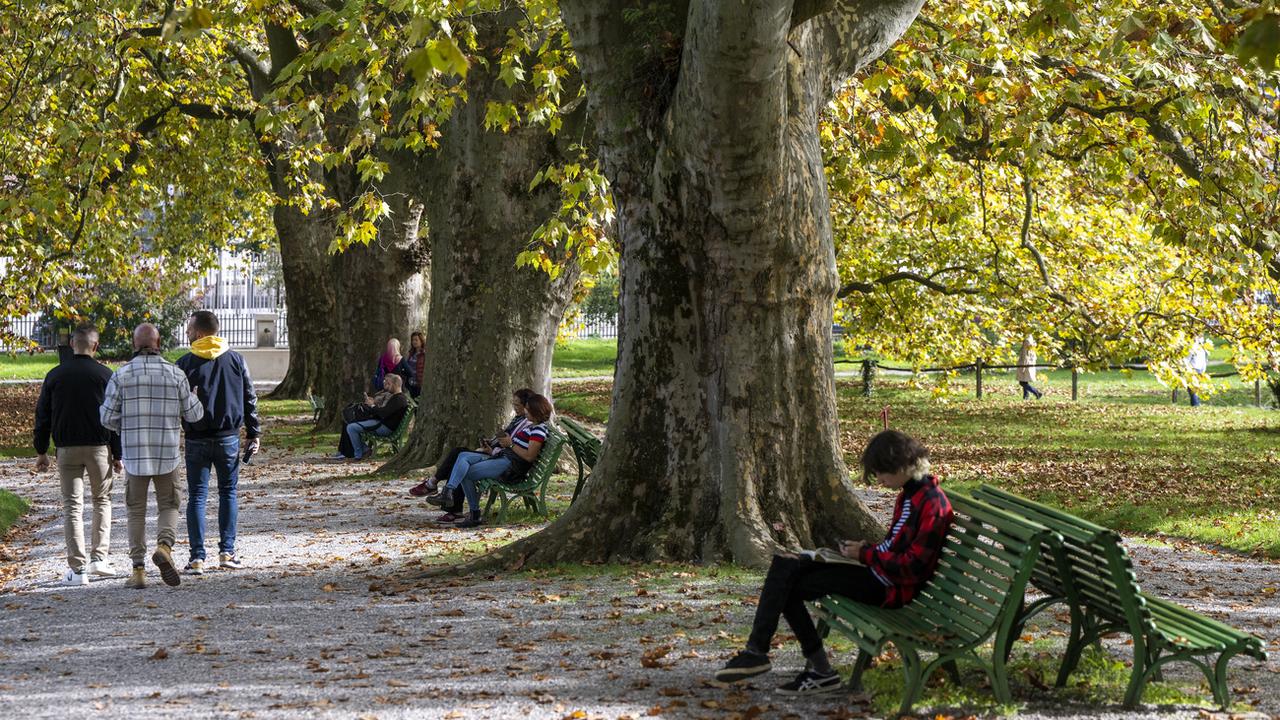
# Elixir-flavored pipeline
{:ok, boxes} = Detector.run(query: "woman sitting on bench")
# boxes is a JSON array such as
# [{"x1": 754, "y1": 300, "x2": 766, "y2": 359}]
[
  {"x1": 331, "y1": 374, "x2": 410, "y2": 460},
  {"x1": 430, "y1": 393, "x2": 553, "y2": 528},
  {"x1": 714, "y1": 430, "x2": 953, "y2": 696},
  {"x1": 409, "y1": 387, "x2": 537, "y2": 499}
]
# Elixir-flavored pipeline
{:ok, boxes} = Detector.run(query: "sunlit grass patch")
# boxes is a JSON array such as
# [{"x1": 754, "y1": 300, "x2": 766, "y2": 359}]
[{"x1": 0, "y1": 490, "x2": 30, "y2": 536}]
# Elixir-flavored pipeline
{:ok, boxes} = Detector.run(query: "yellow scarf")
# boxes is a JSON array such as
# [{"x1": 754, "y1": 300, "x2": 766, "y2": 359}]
[{"x1": 191, "y1": 335, "x2": 229, "y2": 360}]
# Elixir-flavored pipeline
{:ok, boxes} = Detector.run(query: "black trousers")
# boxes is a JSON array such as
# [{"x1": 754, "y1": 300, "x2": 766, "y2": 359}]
[
  {"x1": 747, "y1": 554, "x2": 887, "y2": 657},
  {"x1": 433, "y1": 447, "x2": 467, "y2": 512}
]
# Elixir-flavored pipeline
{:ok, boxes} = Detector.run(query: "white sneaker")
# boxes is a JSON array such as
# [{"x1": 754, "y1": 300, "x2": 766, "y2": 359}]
[
  {"x1": 88, "y1": 560, "x2": 118, "y2": 577},
  {"x1": 219, "y1": 553, "x2": 243, "y2": 569},
  {"x1": 61, "y1": 569, "x2": 89, "y2": 586}
]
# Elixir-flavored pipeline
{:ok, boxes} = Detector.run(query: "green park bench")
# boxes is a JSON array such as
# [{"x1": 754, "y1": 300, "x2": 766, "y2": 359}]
[
  {"x1": 972, "y1": 484, "x2": 1268, "y2": 709},
  {"x1": 476, "y1": 424, "x2": 566, "y2": 524},
  {"x1": 358, "y1": 399, "x2": 416, "y2": 457},
  {"x1": 308, "y1": 393, "x2": 325, "y2": 423},
  {"x1": 811, "y1": 492, "x2": 1058, "y2": 715},
  {"x1": 558, "y1": 416, "x2": 601, "y2": 504}
]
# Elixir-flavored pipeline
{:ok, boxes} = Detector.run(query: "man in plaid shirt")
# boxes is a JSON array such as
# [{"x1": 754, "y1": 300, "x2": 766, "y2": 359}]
[{"x1": 101, "y1": 324, "x2": 204, "y2": 589}]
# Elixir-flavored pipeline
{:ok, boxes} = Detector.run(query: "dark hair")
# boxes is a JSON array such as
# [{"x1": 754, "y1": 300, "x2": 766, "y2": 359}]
[
  {"x1": 512, "y1": 388, "x2": 536, "y2": 406},
  {"x1": 190, "y1": 310, "x2": 220, "y2": 335},
  {"x1": 410, "y1": 331, "x2": 425, "y2": 349},
  {"x1": 70, "y1": 323, "x2": 99, "y2": 352},
  {"x1": 524, "y1": 394, "x2": 553, "y2": 424},
  {"x1": 860, "y1": 430, "x2": 929, "y2": 484}
]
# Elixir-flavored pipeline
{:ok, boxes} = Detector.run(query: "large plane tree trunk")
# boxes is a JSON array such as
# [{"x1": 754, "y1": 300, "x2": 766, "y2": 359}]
[
  {"x1": 386, "y1": 15, "x2": 580, "y2": 472},
  {"x1": 458, "y1": 1, "x2": 926, "y2": 571},
  {"x1": 266, "y1": 203, "x2": 336, "y2": 399},
  {"x1": 315, "y1": 163, "x2": 430, "y2": 427}
]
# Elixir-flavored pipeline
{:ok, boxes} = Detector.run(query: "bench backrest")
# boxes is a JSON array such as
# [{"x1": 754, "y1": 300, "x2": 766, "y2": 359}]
[
  {"x1": 907, "y1": 492, "x2": 1057, "y2": 645},
  {"x1": 391, "y1": 399, "x2": 416, "y2": 437},
  {"x1": 558, "y1": 416, "x2": 601, "y2": 469},
  {"x1": 523, "y1": 424, "x2": 567, "y2": 485},
  {"x1": 973, "y1": 485, "x2": 1158, "y2": 639}
]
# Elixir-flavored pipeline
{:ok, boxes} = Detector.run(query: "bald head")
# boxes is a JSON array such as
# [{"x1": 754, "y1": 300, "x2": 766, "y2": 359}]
[
  {"x1": 133, "y1": 323, "x2": 160, "y2": 351},
  {"x1": 383, "y1": 373, "x2": 403, "y2": 393}
]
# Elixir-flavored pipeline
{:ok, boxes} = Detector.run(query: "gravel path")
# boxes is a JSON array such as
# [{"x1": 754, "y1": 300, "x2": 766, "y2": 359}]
[{"x1": 1, "y1": 416, "x2": 1277, "y2": 719}]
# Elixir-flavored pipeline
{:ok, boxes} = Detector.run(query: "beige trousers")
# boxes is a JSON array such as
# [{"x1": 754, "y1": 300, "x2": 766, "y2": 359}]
[
  {"x1": 57, "y1": 445, "x2": 113, "y2": 573},
  {"x1": 125, "y1": 468, "x2": 181, "y2": 567}
]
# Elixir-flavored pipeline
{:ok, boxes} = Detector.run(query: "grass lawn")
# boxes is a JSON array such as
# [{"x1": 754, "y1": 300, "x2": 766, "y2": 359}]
[
  {"x1": 552, "y1": 376, "x2": 1280, "y2": 559},
  {"x1": 550, "y1": 338, "x2": 618, "y2": 377},
  {"x1": 0, "y1": 490, "x2": 30, "y2": 536},
  {"x1": 0, "y1": 349, "x2": 187, "y2": 380}
]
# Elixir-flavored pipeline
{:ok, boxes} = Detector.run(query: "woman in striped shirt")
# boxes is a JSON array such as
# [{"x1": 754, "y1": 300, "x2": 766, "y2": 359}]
[{"x1": 436, "y1": 394, "x2": 553, "y2": 528}]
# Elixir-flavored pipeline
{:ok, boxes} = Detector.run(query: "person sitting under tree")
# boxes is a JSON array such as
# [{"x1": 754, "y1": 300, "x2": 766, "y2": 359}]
[
  {"x1": 410, "y1": 387, "x2": 536, "y2": 500},
  {"x1": 714, "y1": 430, "x2": 953, "y2": 696}
]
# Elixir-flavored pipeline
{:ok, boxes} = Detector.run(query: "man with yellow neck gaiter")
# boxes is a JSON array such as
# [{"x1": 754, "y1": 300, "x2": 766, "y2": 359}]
[{"x1": 176, "y1": 310, "x2": 262, "y2": 575}]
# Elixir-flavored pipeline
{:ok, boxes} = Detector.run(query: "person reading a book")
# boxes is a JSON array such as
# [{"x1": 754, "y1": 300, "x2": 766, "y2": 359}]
[{"x1": 714, "y1": 430, "x2": 954, "y2": 696}]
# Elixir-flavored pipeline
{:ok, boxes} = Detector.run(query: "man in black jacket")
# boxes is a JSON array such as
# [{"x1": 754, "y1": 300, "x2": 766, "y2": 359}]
[
  {"x1": 34, "y1": 324, "x2": 123, "y2": 585},
  {"x1": 176, "y1": 310, "x2": 261, "y2": 574}
]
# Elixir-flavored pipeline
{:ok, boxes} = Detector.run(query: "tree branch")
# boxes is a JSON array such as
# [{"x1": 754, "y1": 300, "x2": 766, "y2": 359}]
[
  {"x1": 837, "y1": 269, "x2": 982, "y2": 298},
  {"x1": 224, "y1": 39, "x2": 271, "y2": 88},
  {"x1": 265, "y1": 23, "x2": 302, "y2": 79}
]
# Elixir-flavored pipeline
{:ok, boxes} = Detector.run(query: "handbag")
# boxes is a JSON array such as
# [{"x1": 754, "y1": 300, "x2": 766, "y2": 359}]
[{"x1": 342, "y1": 403, "x2": 375, "y2": 424}]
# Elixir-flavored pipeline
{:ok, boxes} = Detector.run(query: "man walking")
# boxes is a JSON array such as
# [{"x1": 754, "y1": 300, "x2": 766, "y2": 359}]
[
  {"x1": 176, "y1": 310, "x2": 261, "y2": 574},
  {"x1": 101, "y1": 324, "x2": 203, "y2": 589},
  {"x1": 34, "y1": 324, "x2": 123, "y2": 585}
]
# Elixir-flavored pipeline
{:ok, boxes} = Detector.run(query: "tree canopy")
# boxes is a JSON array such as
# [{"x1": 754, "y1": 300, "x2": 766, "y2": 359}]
[
  {"x1": 827, "y1": 0, "x2": 1280, "y2": 385},
  {"x1": 0, "y1": 1, "x2": 272, "y2": 342}
]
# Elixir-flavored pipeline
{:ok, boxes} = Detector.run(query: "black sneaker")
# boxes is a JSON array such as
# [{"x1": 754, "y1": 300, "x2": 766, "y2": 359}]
[
  {"x1": 454, "y1": 513, "x2": 483, "y2": 529},
  {"x1": 776, "y1": 669, "x2": 842, "y2": 696},
  {"x1": 714, "y1": 650, "x2": 771, "y2": 682}
]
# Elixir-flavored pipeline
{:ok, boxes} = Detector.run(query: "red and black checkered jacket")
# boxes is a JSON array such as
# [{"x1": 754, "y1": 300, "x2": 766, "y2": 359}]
[{"x1": 858, "y1": 475, "x2": 953, "y2": 608}]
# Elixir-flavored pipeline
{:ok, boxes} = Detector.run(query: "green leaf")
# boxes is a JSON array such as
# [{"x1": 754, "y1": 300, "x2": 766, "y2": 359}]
[{"x1": 1236, "y1": 14, "x2": 1280, "y2": 71}]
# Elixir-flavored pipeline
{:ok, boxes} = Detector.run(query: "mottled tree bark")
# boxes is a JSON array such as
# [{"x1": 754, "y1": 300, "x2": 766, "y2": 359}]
[
  {"x1": 457, "y1": 0, "x2": 925, "y2": 571},
  {"x1": 315, "y1": 160, "x2": 430, "y2": 427},
  {"x1": 265, "y1": 203, "x2": 337, "y2": 399},
  {"x1": 385, "y1": 16, "x2": 581, "y2": 472}
]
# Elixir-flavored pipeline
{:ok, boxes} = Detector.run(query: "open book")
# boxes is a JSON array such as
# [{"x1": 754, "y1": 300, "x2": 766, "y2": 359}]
[{"x1": 797, "y1": 547, "x2": 864, "y2": 566}]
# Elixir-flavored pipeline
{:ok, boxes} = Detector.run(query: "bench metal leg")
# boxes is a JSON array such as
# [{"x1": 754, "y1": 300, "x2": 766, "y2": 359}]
[
  {"x1": 1212, "y1": 651, "x2": 1238, "y2": 709},
  {"x1": 942, "y1": 659, "x2": 962, "y2": 684},
  {"x1": 847, "y1": 648, "x2": 872, "y2": 692},
  {"x1": 898, "y1": 647, "x2": 925, "y2": 715},
  {"x1": 1121, "y1": 653, "x2": 1149, "y2": 709},
  {"x1": 1056, "y1": 607, "x2": 1089, "y2": 687},
  {"x1": 570, "y1": 469, "x2": 590, "y2": 505},
  {"x1": 989, "y1": 649, "x2": 1013, "y2": 704}
]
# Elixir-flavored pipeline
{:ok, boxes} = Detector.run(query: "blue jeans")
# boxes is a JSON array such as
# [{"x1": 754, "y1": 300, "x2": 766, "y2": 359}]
[
  {"x1": 346, "y1": 419, "x2": 391, "y2": 458},
  {"x1": 185, "y1": 436, "x2": 241, "y2": 561},
  {"x1": 1020, "y1": 381, "x2": 1042, "y2": 399},
  {"x1": 445, "y1": 451, "x2": 512, "y2": 512}
]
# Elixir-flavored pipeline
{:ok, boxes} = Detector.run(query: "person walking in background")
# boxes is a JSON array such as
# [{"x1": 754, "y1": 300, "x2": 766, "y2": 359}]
[
  {"x1": 33, "y1": 324, "x2": 123, "y2": 585},
  {"x1": 403, "y1": 331, "x2": 426, "y2": 398},
  {"x1": 1186, "y1": 336, "x2": 1209, "y2": 407},
  {"x1": 101, "y1": 324, "x2": 204, "y2": 589},
  {"x1": 176, "y1": 311, "x2": 261, "y2": 574},
  {"x1": 372, "y1": 337, "x2": 402, "y2": 392},
  {"x1": 1017, "y1": 336, "x2": 1043, "y2": 400}
]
